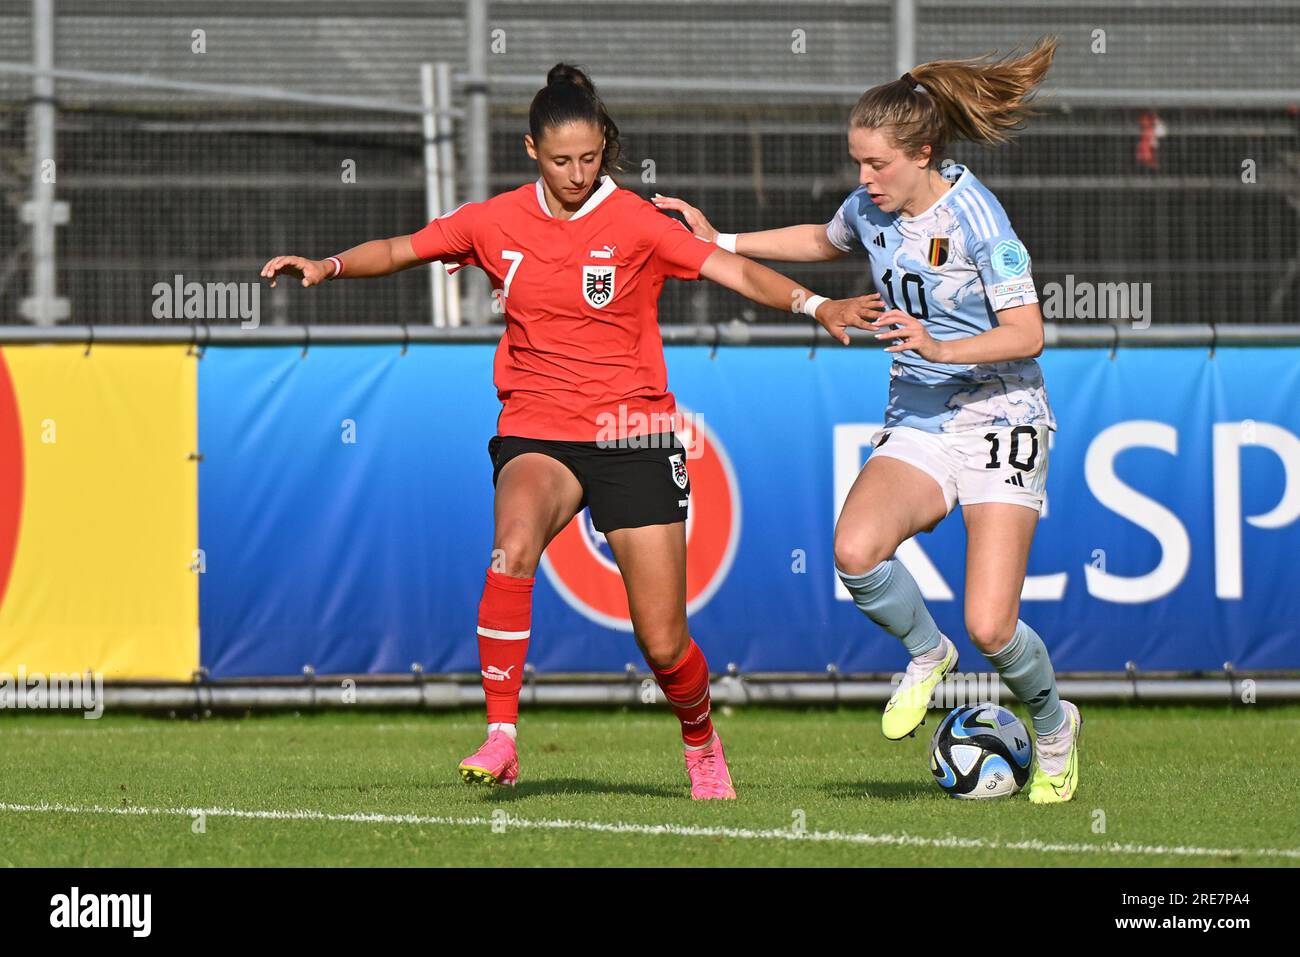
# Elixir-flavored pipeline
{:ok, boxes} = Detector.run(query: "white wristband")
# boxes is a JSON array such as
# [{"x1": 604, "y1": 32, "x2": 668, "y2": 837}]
[
  {"x1": 715, "y1": 233, "x2": 738, "y2": 253},
  {"x1": 326, "y1": 256, "x2": 343, "y2": 279},
  {"x1": 800, "y1": 294, "x2": 828, "y2": 319}
]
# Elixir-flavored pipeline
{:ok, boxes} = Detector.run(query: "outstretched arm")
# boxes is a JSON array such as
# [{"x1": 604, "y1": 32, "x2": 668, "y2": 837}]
[
  {"x1": 653, "y1": 195, "x2": 847, "y2": 263},
  {"x1": 697, "y1": 247, "x2": 882, "y2": 344},
  {"x1": 259, "y1": 236, "x2": 428, "y2": 288}
]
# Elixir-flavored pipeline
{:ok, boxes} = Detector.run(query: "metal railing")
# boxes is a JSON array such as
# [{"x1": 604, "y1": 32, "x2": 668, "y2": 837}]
[
  {"x1": 1, "y1": 322, "x2": 1297, "y2": 347},
  {"x1": 9, "y1": 673, "x2": 1298, "y2": 713}
]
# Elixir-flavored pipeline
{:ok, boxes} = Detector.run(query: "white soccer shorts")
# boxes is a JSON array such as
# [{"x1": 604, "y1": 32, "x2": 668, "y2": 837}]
[{"x1": 867, "y1": 424, "x2": 1050, "y2": 514}]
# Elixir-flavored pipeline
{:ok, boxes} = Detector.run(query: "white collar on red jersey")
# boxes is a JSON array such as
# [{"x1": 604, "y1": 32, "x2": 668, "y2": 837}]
[{"x1": 534, "y1": 175, "x2": 617, "y2": 221}]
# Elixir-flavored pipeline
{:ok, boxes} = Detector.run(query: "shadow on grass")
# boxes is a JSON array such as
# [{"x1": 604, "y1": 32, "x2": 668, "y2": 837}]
[
  {"x1": 474, "y1": 777, "x2": 683, "y2": 801},
  {"x1": 821, "y1": 780, "x2": 938, "y2": 801}
]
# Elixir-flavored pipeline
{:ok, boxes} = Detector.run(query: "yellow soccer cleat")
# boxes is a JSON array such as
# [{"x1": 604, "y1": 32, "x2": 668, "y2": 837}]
[
  {"x1": 882, "y1": 636, "x2": 959, "y2": 741},
  {"x1": 1028, "y1": 701, "x2": 1082, "y2": 804}
]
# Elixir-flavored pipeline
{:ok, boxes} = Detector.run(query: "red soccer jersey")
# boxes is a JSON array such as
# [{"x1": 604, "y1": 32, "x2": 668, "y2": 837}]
[{"x1": 409, "y1": 176, "x2": 716, "y2": 441}]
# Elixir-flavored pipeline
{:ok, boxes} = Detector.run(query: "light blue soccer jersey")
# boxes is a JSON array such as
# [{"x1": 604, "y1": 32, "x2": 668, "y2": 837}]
[{"x1": 826, "y1": 163, "x2": 1055, "y2": 434}]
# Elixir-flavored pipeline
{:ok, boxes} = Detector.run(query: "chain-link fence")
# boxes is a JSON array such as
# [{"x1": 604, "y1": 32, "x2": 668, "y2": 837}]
[{"x1": 1, "y1": 0, "x2": 1298, "y2": 327}]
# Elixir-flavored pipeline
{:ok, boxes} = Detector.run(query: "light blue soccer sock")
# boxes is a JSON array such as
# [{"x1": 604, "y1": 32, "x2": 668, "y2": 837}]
[
  {"x1": 836, "y1": 559, "x2": 942, "y2": 658},
  {"x1": 984, "y1": 620, "x2": 1065, "y2": 736}
]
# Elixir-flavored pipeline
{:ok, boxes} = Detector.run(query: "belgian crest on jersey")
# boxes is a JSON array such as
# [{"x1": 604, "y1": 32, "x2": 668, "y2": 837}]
[
  {"x1": 928, "y1": 236, "x2": 950, "y2": 268},
  {"x1": 583, "y1": 265, "x2": 616, "y2": 308},
  {"x1": 668, "y1": 452, "x2": 688, "y2": 490}
]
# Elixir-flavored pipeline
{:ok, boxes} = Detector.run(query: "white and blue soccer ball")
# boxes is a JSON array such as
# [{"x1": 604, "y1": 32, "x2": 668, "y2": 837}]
[{"x1": 929, "y1": 703, "x2": 1033, "y2": 799}]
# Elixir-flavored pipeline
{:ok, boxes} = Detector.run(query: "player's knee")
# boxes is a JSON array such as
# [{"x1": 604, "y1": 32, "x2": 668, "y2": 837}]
[
  {"x1": 965, "y1": 615, "x2": 1017, "y2": 654},
  {"x1": 833, "y1": 531, "x2": 891, "y2": 578},
  {"x1": 637, "y1": 623, "x2": 691, "y2": 671},
  {"x1": 491, "y1": 526, "x2": 544, "y2": 578}
]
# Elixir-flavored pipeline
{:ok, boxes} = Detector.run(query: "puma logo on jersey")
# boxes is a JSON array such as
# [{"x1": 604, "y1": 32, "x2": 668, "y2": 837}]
[
  {"x1": 588, "y1": 244, "x2": 618, "y2": 259},
  {"x1": 481, "y1": 665, "x2": 517, "y2": 682}
]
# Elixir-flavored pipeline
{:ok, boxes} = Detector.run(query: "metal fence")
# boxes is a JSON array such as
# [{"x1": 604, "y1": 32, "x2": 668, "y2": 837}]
[{"x1": 1, "y1": 0, "x2": 1298, "y2": 328}]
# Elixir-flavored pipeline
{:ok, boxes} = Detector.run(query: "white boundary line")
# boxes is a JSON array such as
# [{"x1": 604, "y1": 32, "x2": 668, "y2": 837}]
[{"x1": 1, "y1": 802, "x2": 1297, "y2": 861}]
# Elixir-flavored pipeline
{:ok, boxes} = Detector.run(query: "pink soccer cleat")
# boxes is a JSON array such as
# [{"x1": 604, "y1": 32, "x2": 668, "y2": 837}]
[
  {"x1": 458, "y1": 730, "x2": 520, "y2": 787},
  {"x1": 684, "y1": 733, "x2": 737, "y2": 800}
]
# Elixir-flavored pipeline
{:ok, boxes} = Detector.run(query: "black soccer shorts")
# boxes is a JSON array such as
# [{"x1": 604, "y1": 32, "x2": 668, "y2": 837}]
[{"x1": 487, "y1": 432, "x2": 691, "y2": 533}]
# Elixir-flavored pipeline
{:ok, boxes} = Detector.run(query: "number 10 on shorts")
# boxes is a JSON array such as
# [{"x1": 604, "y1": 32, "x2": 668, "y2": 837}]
[{"x1": 983, "y1": 425, "x2": 1041, "y2": 472}]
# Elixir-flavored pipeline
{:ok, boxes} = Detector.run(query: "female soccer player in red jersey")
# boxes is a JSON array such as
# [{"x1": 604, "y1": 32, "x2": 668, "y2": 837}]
[
  {"x1": 260, "y1": 64, "x2": 882, "y2": 799},
  {"x1": 655, "y1": 40, "x2": 1085, "y2": 803}
]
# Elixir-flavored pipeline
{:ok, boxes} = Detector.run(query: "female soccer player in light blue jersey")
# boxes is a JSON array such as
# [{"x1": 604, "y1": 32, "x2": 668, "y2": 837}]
[{"x1": 655, "y1": 38, "x2": 1081, "y2": 803}]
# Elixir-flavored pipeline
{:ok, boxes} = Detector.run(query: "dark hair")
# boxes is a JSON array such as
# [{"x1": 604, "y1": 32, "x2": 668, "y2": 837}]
[
  {"x1": 528, "y1": 63, "x2": 622, "y2": 176},
  {"x1": 850, "y1": 36, "x2": 1057, "y2": 168}
]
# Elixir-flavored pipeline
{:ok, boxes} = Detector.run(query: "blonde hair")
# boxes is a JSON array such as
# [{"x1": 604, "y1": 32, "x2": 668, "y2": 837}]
[{"x1": 850, "y1": 36, "x2": 1057, "y2": 166}]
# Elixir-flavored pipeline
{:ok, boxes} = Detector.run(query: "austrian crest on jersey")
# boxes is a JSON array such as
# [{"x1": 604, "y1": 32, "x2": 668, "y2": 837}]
[
  {"x1": 583, "y1": 264, "x2": 616, "y2": 308},
  {"x1": 669, "y1": 452, "x2": 689, "y2": 489}
]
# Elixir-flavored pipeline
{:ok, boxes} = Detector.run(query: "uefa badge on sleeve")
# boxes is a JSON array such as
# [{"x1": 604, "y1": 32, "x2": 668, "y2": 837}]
[
  {"x1": 993, "y1": 239, "x2": 1030, "y2": 278},
  {"x1": 583, "y1": 265, "x2": 616, "y2": 308}
]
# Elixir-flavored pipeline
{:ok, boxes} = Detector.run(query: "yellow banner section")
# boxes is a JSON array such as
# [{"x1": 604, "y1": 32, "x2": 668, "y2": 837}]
[{"x1": 0, "y1": 345, "x2": 198, "y2": 679}]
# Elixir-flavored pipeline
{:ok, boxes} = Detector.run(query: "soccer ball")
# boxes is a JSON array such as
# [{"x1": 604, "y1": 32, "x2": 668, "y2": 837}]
[{"x1": 929, "y1": 703, "x2": 1033, "y2": 799}]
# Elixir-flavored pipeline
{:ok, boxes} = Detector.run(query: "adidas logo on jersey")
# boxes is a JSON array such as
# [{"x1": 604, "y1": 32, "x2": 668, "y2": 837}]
[
  {"x1": 1004, "y1": 473, "x2": 1026, "y2": 487},
  {"x1": 872, "y1": 232, "x2": 886, "y2": 248}
]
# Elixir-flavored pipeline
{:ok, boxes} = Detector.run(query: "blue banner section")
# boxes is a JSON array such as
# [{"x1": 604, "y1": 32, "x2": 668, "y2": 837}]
[{"x1": 199, "y1": 344, "x2": 1300, "y2": 678}]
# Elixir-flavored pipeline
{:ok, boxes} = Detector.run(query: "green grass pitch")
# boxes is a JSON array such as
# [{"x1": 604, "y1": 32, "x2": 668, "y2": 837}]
[{"x1": 1, "y1": 704, "x2": 1297, "y2": 867}]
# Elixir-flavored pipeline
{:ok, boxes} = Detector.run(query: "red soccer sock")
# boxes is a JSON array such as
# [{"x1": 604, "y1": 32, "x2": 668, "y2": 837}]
[
  {"x1": 651, "y1": 639, "x2": 715, "y2": 747},
  {"x1": 476, "y1": 568, "x2": 534, "y2": 726}
]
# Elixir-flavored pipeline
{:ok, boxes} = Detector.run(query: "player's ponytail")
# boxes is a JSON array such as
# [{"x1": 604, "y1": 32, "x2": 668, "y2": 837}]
[
  {"x1": 529, "y1": 63, "x2": 623, "y2": 176},
  {"x1": 850, "y1": 36, "x2": 1056, "y2": 166}
]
